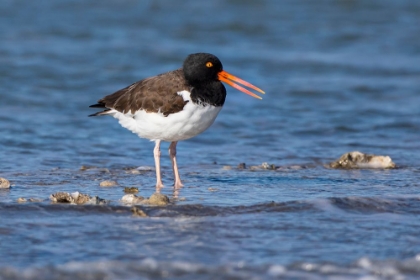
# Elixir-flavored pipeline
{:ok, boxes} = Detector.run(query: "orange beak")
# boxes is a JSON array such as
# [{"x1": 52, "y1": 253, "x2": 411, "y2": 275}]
[{"x1": 218, "y1": 70, "x2": 265, "y2": 100}]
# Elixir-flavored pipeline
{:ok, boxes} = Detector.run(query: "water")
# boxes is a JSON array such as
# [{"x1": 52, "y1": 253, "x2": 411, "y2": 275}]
[{"x1": 1, "y1": 0, "x2": 420, "y2": 279}]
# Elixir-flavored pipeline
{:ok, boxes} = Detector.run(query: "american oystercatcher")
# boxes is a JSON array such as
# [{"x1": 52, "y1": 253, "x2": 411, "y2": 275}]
[{"x1": 89, "y1": 53, "x2": 264, "y2": 191}]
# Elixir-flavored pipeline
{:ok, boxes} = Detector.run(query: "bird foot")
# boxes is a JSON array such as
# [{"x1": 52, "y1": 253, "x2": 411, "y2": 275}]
[
  {"x1": 173, "y1": 181, "x2": 183, "y2": 189},
  {"x1": 155, "y1": 182, "x2": 164, "y2": 193}
]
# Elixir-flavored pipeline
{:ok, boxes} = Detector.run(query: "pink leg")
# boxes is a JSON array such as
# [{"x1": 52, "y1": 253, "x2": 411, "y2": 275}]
[
  {"x1": 169, "y1": 141, "x2": 183, "y2": 189},
  {"x1": 153, "y1": 140, "x2": 164, "y2": 191}
]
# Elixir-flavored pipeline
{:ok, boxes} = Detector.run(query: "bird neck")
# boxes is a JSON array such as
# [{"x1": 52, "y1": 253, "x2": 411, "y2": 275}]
[{"x1": 190, "y1": 81, "x2": 226, "y2": 107}]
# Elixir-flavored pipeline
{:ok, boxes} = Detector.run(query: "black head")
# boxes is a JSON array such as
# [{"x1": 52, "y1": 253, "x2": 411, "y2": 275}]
[
  {"x1": 183, "y1": 52, "x2": 265, "y2": 101},
  {"x1": 183, "y1": 53, "x2": 223, "y2": 86}
]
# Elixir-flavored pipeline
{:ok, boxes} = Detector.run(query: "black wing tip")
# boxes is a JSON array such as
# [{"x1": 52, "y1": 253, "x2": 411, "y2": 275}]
[
  {"x1": 89, "y1": 103, "x2": 105, "y2": 108},
  {"x1": 88, "y1": 112, "x2": 100, "y2": 117},
  {"x1": 88, "y1": 109, "x2": 111, "y2": 117},
  {"x1": 88, "y1": 110, "x2": 111, "y2": 117},
  {"x1": 89, "y1": 103, "x2": 111, "y2": 117}
]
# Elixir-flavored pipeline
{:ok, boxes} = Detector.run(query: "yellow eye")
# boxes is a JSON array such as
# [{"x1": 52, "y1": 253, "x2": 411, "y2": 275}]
[{"x1": 206, "y1": 62, "x2": 213, "y2": 68}]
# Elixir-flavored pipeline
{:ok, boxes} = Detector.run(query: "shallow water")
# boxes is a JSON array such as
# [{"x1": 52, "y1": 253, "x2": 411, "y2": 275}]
[{"x1": 1, "y1": 0, "x2": 420, "y2": 279}]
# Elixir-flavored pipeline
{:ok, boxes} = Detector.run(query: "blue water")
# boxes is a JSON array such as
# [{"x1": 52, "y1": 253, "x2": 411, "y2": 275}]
[{"x1": 1, "y1": 0, "x2": 420, "y2": 279}]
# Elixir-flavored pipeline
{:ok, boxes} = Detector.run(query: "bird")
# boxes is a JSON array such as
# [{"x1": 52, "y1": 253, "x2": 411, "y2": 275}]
[{"x1": 89, "y1": 53, "x2": 264, "y2": 192}]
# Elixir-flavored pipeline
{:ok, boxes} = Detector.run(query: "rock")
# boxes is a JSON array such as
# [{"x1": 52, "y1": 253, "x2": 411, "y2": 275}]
[
  {"x1": 80, "y1": 166, "x2": 110, "y2": 173},
  {"x1": 125, "y1": 166, "x2": 154, "y2": 174},
  {"x1": 0, "y1": 178, "x2": 11, "y2": 189},
  {"x1": 100, "y1": 180, "x2": 118, "y2": 187},
  {"x1": 122, "y1": 193, "x2": 169, "y2": 206},
  {"x1": 328, "y1": 151, "x2": 396, "y2": 169},
  {"x1": 50, "y1": 191, "x2": 106, "y2": 205},
  {"x1": 80, "y1": 165, "x2": 94, "y2": 171},
  {"x1": 136, "y1": 166, "x2": 154, "y2": 171},
  {"x1": 124, "y1": 187, "x2": 139, "y2": 194},
  {"x1": 71, "y1": 191, "x2": 91, "y2": 204},
  {"x1": 121, "y1": 194, "x2": 145, "y2": 204},
  {"x1": 28, "y1": 198, "x2": 43, "y2": 202},
  {"x1": 50, "y1": 192, "x2": 73, "y2": 203},
  {"x1": 223, "y1": 163, "x2": 247, "y2": 170},
  {"x1": 261, "y1": 162, "x2": 276, "y2": 170},
  {"x1": 17, "y1": 197, "x2": 43, "y2": 203},
  {"x1": 121, "y1": 194, "x2": 135, "y2": 204},
  {"x1": 249, "y1": 162, "x2": 276, "y2": 171},
  {"x1": 237, "y1": 163, "x2": 246, "y2": 169},
  {"x1": 131, "y1": 206, "x2": 148, "y2": 217},
  {"x1": 146, "y1": 193, "x2": 170, "y2": 206}
]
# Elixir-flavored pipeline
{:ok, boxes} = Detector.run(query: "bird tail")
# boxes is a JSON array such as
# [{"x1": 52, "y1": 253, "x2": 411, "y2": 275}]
[{"x1": 88, "y1": 104, "x2": 111, "y2": 117}]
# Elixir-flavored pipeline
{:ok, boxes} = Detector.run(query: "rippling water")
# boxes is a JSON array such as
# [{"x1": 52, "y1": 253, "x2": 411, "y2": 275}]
[{"x1": 1, "y1": 0, "x2": 420, "y2": 279}]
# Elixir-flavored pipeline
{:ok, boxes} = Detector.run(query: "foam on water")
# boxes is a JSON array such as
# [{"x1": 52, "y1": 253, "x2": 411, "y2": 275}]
[{"x1": 1, "y1": 256, "x2": 420, "y2": 280}]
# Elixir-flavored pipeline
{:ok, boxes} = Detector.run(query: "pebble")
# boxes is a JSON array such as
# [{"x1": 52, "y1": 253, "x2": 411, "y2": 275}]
[
  {"x1": 136, "y1": 166, "x2": 154, "y2": 171},
  {"x1": 261, "y1": 162, "x2": 276, "y2": 170},
  {"x1": 131, "y1": 206, "x2": 148, "y2": 217},
  {"x1": 0, "y1": 178, "x2": 10, "y2": 189},
  {"x1": 121, "y1": 194, "x2": 145, "y2": 204},
  {"x1": 80, "y1": 166, "x2": 110, "y2": 173},
  {"x1": 99, "y1": 180, "x2": 118, "y2": 187},
  {"x1": 122, "y1": 193, "x2": 170, "y2": 206},
  {"x1": 124, "y1": 187, "x2": 139, "y2": 194},
  {"x1": 125, "y1": 166, "x2": 154, "y2": 174},
  {"x1": 250, "y1": 162, "x2": 276, "y2": 170},
  {"x1": 28, "y1": 198, "x2": 43, "y2": 202},
  {"x1": 50, "y1": 191, "x2": 106, "y2": 205},
  {"x1": 223, "y1": 163, "x2": 248, "y2": 170},
  {"x1": 237, "y1": 163, "x2": 247, "y2": 169},
  {"x1": 80, "y1": 165, "x2": 95, "y2": 171},
  {"x1": 329, "y1": 151, "x2": 396, "y2": 169},
  {"x1": 71, "y1": 191, "x2": 91, "y2": 204},
  {"x1": 17, "y1": 197, "x2": 43, "y2": 203}
]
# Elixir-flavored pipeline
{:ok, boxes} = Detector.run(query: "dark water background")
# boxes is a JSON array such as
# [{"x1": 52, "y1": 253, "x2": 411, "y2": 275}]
[{"x1": 1, "y1": 0, "x2": 420, "y2": 279}]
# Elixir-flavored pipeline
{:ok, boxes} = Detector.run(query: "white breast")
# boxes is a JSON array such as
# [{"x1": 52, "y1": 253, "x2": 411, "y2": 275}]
[{"x1": 106, "y1": 90, "x2": 223, "y2": 142}]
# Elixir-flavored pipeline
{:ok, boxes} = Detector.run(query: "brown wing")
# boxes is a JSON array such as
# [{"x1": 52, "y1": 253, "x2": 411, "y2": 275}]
[{"x1": 89, "y1": 69, "x2": 190, "y2": 117}]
